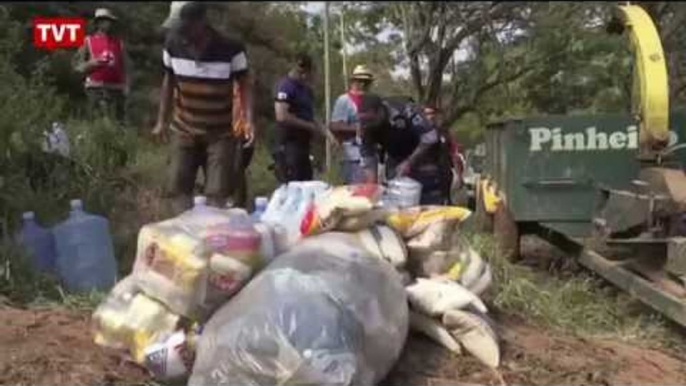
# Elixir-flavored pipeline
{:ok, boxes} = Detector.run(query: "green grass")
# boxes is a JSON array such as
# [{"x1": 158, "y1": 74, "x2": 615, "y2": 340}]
[{"x1": 465, "y1": 232, "x2": 683, "y2": 350}]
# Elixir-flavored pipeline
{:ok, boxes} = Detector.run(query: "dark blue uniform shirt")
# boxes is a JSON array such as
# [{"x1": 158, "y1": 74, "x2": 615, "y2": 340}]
[{"x1": 274, "y1": 76, "x2": 315, "y2": 144}]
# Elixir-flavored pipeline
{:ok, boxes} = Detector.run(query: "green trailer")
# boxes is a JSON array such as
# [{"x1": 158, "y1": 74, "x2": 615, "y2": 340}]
[
  {"x1": 480, "y1": 111, "x2": 686, "y2": 327},
  {"x1": 470, "y1": 3, "x2": 686, "y2": 327},
  {"x1": 484, "y1": 111, "x2": 686, "y2": 238}
]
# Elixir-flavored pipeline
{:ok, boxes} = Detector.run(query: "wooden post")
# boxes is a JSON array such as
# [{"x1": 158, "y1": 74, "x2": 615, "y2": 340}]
[
  {"x1": 340, "y1": 6, "x2": 348, "y2": 90},
  {"x1": 324, "y1": 1, "x2": 332, "y2": 172}
]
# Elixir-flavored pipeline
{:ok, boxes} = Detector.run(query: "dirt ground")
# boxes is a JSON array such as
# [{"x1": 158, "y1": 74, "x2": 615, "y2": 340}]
[
  {"x1": 1, "y1": 305, "x2": 685, "y2": 386},
  {"x1": 384, "y1": 314, "x2": 686, "y2": 386},
  {"x1": 2, "y1": 236, "x2": 686, "y2": 386}
]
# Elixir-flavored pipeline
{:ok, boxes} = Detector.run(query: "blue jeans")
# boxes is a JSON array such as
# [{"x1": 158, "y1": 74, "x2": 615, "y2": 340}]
[{"x1": 340, "y1": 160, "x2": 366, "y2": 185}]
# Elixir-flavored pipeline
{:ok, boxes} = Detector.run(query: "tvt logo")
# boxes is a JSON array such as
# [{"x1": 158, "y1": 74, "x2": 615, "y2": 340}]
[{"x1": 33, "y1": 17, "x2": 86, "y2": 50}]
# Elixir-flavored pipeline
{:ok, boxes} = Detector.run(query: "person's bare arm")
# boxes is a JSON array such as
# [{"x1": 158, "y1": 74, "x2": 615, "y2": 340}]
[
  {"x1": 72, "y1": 45, "x2": 99, "y2": 74},
  {"x1": 396, "y1": 131, "x2": 438, "y2": 176},
  {"x1": 236, "y1": 71, "x2": 255, "y2": 145},
  {"x1": 330, "y1": 121, "x2": 358, "y2": 134},
  {"x1": 330, "y1": 97, "x2": 358, "y2": 135},
  {"x1": 236, "y1": 72, "x2": 254, "y2": 125},
  {"x1": 152, "y1": 72, "x2": 174, "y2": 140},
  {"x1": 274, "y1": 102, "x2": 322, "y2": 135}
]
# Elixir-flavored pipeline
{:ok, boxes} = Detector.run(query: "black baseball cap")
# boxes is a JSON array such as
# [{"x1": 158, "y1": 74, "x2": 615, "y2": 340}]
[{"x1": 295, "y1": 52, "x2": 313, "y2": 72}]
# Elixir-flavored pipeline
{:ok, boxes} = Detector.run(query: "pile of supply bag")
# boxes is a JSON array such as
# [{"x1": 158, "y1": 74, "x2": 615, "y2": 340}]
[{"x1": 89, "y1": 178, "x2": 500, "y2": 385}]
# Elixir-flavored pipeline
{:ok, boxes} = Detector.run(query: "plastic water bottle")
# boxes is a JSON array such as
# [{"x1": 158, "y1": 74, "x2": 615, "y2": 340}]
[
  {"x1": 262, "y1": 185, "x2": 288, "y2": 224},
  {"x1": 18, "y1": 212, "x2": 56, "y2": 274},
  {"x1": 54, "y1": 199, "x2": 117, "y2": 292},
  {"x1": 194, "y1": 195, "x2": 207, "y2": 210},
  {"x1": 251, "y1": 197, "x2": 268, "y2": 223}
]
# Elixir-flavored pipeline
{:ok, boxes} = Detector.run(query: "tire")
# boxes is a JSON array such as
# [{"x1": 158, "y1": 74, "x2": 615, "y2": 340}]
[{"x1": 494, "y1": 203, "x2": 520, "y2": 262}]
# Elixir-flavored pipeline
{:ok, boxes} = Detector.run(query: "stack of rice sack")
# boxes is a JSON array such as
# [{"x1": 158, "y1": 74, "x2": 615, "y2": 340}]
[
  {"x1": 299, "y1": 186, "x2": 501, "y2": 369},
  {"x1": 91, "y1": 202, "x2": 273, "y2": 381}
]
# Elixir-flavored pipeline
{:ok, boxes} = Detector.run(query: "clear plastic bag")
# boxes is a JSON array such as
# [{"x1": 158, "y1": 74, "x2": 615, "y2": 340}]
[
  {"x1": 189, "y1": 232, "x2": 409, "y2": 386},
  {"x1": 262, "y1": 181, "x2": 331, "y2": 247},
  {"x1": 132, "y1": 207, "x2": 262, "y2": 320},
  {"x1": 91, "y1": 276, "x2": 180, "y2": 364}
]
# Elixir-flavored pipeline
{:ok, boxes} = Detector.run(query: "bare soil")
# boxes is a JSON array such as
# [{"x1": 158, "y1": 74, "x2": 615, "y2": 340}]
[
  {"x1": 2, "y1": 304, "x2": 684, "y2": 386},
  {"x1": 0, "y1": 306, "x2": 149, "y2": 386},
  {"x1": 2, "y1": 236, "x2": 686, "y2": 386},
  {"x1": 384, "y1": 314, "x2": 686, "y2": 386}
]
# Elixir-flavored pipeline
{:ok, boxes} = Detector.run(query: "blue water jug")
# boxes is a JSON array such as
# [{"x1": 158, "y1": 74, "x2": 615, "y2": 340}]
[
  {"x1": 251, "y1": 196, "x2": 268, "y2": 223},
  {"x1": 18, "y1": 211, "x2": 57, "y2": 274},
  {"x1": 53, "y1": 199, "x2": 117, "y2": 292}
]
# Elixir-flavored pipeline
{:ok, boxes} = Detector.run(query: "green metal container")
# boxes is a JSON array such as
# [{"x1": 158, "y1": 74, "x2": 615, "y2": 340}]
[{"x1": 484, "y1": 111, "x2": 686, "y2": 238}]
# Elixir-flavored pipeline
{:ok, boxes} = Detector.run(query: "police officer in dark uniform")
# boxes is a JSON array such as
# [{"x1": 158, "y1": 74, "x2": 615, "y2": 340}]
[
  {"x1": 273, "y1": 53, "x2": 337, "y2": 182},
  {"x1": 358, "y1": 94, "x2": 448, "y2": 205}
]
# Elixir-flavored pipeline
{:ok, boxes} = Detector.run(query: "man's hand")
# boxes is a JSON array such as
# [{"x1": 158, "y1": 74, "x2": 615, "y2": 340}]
[
  {"x1": 152, "y1": 122, "x2": 170, "y2": 144},
  {"x1": 243, "y1": 120, "x2": 256, "y2": 148},
  {"x1": 396, "y1": 160, "x2": 412, "y2": 177},
  {"x1": 325, "y1": 128, "x2": 340, "y2": 149},
  {"x1": 83, "y1": 58, "x2": 103, "y2": 72}
]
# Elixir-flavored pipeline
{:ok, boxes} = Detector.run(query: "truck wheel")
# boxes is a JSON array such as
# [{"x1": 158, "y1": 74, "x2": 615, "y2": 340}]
[{"x1": 494, "y1": 203, "x2": 520, "y2": 262}]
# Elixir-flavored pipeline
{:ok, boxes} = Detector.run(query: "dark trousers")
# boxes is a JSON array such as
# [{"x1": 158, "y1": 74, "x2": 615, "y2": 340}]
[
  {"x1": 272, "y1": 141, "x2": 313, "y2": 183},
  {"x1": 228, "y1": 144, "x2": 254, "y2": 209},
  {"x1": 166, "y1": 132, "x2": 236, "y2": 214},
  {"x1": 86, "y1": 87, "x2": 126, "y2": 123}
]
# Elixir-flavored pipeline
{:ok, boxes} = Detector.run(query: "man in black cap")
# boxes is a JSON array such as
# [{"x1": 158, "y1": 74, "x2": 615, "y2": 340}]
[
  {"x1": 272, "y1": 53, "x2": 337, "y2": 182},
  {"x1": 358, "y1": 94, "x2": 447, "y2": 205},
  {"x1": 152, "y1": 2, "x2": 255, "y2": 213}
]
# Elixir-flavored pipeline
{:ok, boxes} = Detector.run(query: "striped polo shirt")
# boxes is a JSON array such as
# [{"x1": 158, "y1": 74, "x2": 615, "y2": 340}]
[{"x1": 162, "y1": 27, "x2": 249, "y2": 136}]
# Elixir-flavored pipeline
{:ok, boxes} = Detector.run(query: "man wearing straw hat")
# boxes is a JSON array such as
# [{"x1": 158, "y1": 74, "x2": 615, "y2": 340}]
[
  {"x1": 73, "y1": 8, "x2": 132, "y2": 122},
  {"x1": 330, "y1": 64, "x2": 375, "y2": 184}
]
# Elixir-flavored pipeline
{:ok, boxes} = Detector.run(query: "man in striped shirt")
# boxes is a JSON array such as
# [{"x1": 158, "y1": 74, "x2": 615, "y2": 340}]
[{"x1": 152, "y1": 2, "x2": 254, "y2": 213}]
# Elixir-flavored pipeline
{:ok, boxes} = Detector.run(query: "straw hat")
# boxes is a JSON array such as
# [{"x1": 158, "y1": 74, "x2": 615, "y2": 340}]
[
  {"x1": 350, "y1": 64, "x2": 375, "y2": 81},
  {"x1": 94, "y1": 8, "x2": 118, "y2": 21}
]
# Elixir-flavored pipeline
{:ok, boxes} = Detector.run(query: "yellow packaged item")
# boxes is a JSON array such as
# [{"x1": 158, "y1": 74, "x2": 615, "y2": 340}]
[
  {"x1": 301, "y1": 184, "x2": 383, "y2": 236},
  {"x1": 133, "y1": 208, "x2": 263, "y2": 321},
  {"x1": 134, "y1": 225, "x2": 209, "y2": 319},
  {"x1": 92, "y1": 276, "x2": 180, "y2": 364},
  {"x1": 386, "y1": 206, "x2": 471, "y2": 238}
]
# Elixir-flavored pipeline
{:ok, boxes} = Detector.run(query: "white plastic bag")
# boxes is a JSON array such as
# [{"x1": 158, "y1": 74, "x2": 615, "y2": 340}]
[
  {"x1": 443, "y1": 309, "x2": 500, "y2": 368},
  {"x1": 42, "y1": 122, "x2": 71, "y2": 158},
  {"x1": 469, "y1": 264, "x2": 493, "y2": 297},
  {"x1": 189, "y1": 232, "x2": 409, "y2": 386},
  {"x1": 458, "y1": 246, "x2": 485, "y2": 290},
  {"x1": 406, "y1": 278, "x2": 487, "y2": 317},
  {"x1": 409, "y1": 310, "x2": 461, "y2": 354}
]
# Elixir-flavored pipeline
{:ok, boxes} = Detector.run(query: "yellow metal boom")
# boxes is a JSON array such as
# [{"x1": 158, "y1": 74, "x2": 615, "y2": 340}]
[{"x1": 616, "y1": 4, "x2": 670, "y2": 150}]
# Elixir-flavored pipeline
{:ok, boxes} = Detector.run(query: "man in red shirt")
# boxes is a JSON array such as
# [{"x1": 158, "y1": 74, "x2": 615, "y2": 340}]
[{"x1": 72, "y1": 8, "x2": 132, "y2": 123}]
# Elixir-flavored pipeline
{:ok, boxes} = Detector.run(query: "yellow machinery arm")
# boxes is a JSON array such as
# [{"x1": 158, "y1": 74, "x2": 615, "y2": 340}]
[{"x1": 616, "y1": 4, "x2": 670, "y2": 151}]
